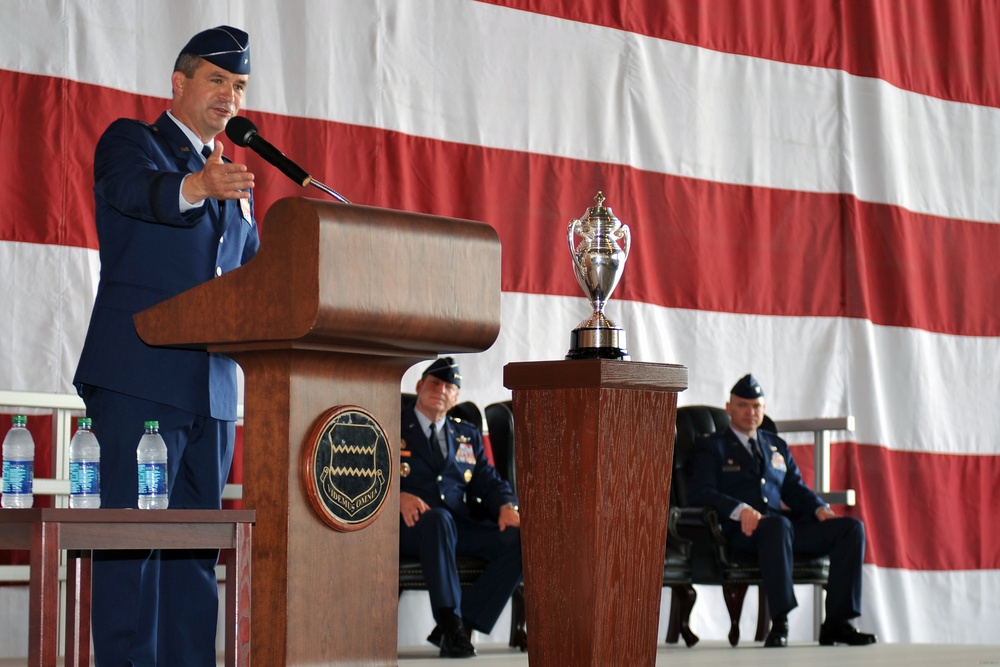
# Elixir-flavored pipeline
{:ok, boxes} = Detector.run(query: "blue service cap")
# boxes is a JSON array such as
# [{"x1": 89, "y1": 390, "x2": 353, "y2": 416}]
[
  {"x1": 422, "y1": 357, "x2": 462, "y2": 388},
  {"x1": 179, "y1": 25, "x2": 251, "y2": 75},
  {"x1": 731, "y1": 373, "x2": 765, "y2": 399}
]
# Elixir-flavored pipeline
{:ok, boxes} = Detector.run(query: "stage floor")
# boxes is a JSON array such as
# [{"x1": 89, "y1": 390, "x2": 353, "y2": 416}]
[
  {"x1": 4, "y1": 640, "x2": 994, "y2": 665},
  {"x1": 397, "y1": 640, "x2": 998, "y2": 666}
]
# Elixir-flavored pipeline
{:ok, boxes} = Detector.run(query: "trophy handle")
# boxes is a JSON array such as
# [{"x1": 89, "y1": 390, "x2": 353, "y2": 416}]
[
  {"x1": 616, "y1": 223, "x2": 631, "y2": 259},
  {"x1": 567, "y1": 219, "x2": 580, "y2": 257}
]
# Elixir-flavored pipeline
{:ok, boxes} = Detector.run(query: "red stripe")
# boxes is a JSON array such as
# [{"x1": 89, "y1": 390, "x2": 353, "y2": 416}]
[
  {"x1": 479, "y1": 0, "x2": 1000, "y2": 109},
  {"x1": 361, "y1": 128, "x2": 1000, "y2": 337},
  {"x1": 5, "y1": 71, "x2": 1000, "y2": 337},
  {"x1": 818, "y1": 442, "x2": 1000, "y2": 571},
  {"x1": 0, "y1": 70, "x2": 171, "y2": 250}
]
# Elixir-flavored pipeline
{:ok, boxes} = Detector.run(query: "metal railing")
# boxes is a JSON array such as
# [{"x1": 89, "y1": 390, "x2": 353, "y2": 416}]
[{"x1": 773, "y1": 415, "x2": 856, "y2": 507}]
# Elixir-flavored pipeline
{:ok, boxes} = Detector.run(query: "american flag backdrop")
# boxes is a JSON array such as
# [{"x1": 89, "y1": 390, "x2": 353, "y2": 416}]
[{"x1": 2, "y1": 0, "x2": 1000, "y2": 646}]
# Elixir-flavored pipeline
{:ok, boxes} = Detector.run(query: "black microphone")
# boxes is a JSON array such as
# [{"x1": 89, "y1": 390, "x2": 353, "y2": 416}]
[{"x1": 225, "y1": 116, "x2": 311, "y2": 187}]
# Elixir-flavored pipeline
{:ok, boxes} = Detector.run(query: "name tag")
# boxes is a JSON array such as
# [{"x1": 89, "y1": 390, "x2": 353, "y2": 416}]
[{"x1": 240, "y1": 198, "x2": 253, "y2": 224}]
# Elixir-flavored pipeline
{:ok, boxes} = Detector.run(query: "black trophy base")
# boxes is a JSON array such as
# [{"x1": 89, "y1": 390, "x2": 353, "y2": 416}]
[
  {"x1": 565, "y1": 346, "x2": 630, "y2": 361},
  {"x1": 567, "y1": 327, "x2": 630, "y2": 360}
]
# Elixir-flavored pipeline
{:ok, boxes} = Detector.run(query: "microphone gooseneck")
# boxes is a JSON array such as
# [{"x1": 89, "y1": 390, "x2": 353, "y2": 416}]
[{"x1": 223, "y1": 116, "x2": 350, "y2": 203}]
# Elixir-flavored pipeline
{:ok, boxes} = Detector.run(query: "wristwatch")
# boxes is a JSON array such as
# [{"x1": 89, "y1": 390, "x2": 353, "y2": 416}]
[{"x1": 502, "y1": 502, "x2": 519, "y2": 512}]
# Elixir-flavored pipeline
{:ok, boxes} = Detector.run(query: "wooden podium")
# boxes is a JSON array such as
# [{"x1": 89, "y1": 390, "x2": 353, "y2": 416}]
[
  {"x1": 504, "y1": 359, "x2": 687, "y2": 667},
  {"x1": 135, "y1": 197, "x2": 501, "y2": 666}
]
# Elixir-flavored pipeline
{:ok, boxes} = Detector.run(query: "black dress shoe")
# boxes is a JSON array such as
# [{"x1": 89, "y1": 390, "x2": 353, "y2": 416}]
[
  {"x1": 819, "y1": 620, "x2": 878, "y2": 646},
  {"x1": 763, "y1": 617, "x2": 789, "y2": 647},
  {"x1": 428, "y1": 623, "x2": 473, "y2": 648},
  {"x1": 439, "y1": 625, "x2": 477, "y2": 658}
]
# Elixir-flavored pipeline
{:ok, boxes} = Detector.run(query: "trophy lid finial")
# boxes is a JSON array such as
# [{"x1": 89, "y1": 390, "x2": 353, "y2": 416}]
[{"x1": 575, "y1": 190, "x2": 621, "y2": 233}]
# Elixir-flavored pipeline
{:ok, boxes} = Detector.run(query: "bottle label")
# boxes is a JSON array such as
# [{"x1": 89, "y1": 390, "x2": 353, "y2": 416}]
[
  {"x1": 2, "y1": 460, "x2": 34, "y2": 495},
  {"x1": 70, "y1": 461, "x2": 101, "y2": 496},
  {"x1": 137, "y1": 462, "x2": 167, "y2": 497}
]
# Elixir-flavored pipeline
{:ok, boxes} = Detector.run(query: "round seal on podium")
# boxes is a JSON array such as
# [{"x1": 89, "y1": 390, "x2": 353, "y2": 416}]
[{"x1": 302, "y1": 405, "x2": 392, "y2": 531}]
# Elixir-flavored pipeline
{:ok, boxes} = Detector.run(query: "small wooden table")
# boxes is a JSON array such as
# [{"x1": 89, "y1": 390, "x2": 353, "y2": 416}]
[{"x1": 0, "y1": 508, "x2": 254, "y2": 667}]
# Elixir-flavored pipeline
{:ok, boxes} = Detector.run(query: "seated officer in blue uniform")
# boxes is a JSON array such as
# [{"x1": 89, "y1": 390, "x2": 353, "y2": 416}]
[
  {"x1": 400, "y1": 357, "x2": 523, "y2": 658},
  {"x1": 689, "y1": 374, "x2": 877, "y2": 647},
  {"x1": 73, "y1": 26, "x2": 259, "y2": 667}
]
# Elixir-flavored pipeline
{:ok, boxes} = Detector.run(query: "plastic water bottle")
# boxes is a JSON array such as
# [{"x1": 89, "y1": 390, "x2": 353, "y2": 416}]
[
  {"x1": 2, "y1": 414, "x2": 35, "y2": 508},
  {"x1": 69, "y1": 417, "x2": 101, "y2": 508},
  {"x1": 137, "y1": 420, "x2": 168, "y2": 509}
]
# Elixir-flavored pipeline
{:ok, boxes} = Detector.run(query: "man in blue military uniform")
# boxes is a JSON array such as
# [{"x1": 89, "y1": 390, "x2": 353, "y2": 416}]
[
  {"x1": 400, "y1": 357, "x2": 523, "y2": 658},
  {"x1": 73, "y1": 26, "x2": 259, "y2": 666},
  {"x1": 689, "y1": 374, "x2": 877, "y2": 648}
]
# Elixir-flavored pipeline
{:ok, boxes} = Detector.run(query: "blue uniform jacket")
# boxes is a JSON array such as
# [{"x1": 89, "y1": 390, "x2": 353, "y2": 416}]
[
  {"x1": 74, "y1": 112, "x2": 259, "y2": 420},
  {"x1": 400, "y1": 404, "x2": 516, "y2": 521},
  {"x1": 689, "y1": 427, "x2": 825, "y2": 521}
]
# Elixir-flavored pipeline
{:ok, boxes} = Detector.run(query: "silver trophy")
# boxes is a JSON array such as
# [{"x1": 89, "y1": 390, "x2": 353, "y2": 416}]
[{"x1": 566, "y1": 191, "x2": 631, "y2": 360}]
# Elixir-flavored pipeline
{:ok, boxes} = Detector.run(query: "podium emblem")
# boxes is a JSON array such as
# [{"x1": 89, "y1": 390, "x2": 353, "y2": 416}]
[{"x1": 303, "y1": 406, "x2": 392, "y2": 531}]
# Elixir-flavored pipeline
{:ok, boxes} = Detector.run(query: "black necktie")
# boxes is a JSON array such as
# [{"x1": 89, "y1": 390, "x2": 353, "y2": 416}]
[
  {"x1": 201, "y1": 144, "x2": 212, "y2": 159},
  {"x1": 429, "y1": 423, "x2": 445, "y2": 468},
  {"x1": 749, "y1": 437, "x2": 763, "y2": 465}
]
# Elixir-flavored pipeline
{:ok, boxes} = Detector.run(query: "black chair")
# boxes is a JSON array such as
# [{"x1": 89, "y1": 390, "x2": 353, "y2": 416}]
[
  {"x1": 483, "y1": 400, "x2": 528, "y2": 651},
  {"x1": 662, "y1": 507, "x2": 698, "y2": 646},
  {"x1": 448, "y1": 400, "x2": 484, "y2": 432},
  {"x1": 670, "y1": 405, "x2": 830, "y2": 647},
  {"x1": 483, "y1": 401, "x2": 515, "y2": 491}
]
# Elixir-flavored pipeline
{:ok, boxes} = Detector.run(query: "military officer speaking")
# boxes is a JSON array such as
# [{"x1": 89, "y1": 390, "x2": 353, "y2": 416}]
[{"x1": 74, "y1": 25, "x2": 258, "y2": 666}]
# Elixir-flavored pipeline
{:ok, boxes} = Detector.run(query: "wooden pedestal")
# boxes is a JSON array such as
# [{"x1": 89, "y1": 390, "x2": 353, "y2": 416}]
[{"x1": 504, "y1": 359, "x2": 687, "y2": 667}]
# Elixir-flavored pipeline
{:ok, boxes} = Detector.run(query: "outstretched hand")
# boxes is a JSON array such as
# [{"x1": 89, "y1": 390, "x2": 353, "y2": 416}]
[{"x1": 182, "y1": 141, "x2": 254, "y2": 202}]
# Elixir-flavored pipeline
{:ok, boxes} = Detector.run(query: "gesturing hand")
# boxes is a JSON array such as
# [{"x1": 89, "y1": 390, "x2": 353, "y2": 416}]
[{"x1": 182, "y1": 141, "x2": 254, "y2": 202}]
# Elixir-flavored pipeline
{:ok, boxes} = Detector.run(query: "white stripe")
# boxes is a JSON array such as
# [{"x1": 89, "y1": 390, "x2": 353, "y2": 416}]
[
  {"x1": 862, "y1": 566, "x2": 1000, "y2": 644},
  {"x1": 408, "y1": 292, "x2": 1000, "y2": 456},
  {"x1": 0, "y1": 242, "x2": 98, "y2": 395},
  {"x1": 3, "y1": 1, "x2": 998, "y2": 224},
  {"x1": 22, "y1": 247, "x2": 995, "y2": 457},
  {"x1": 676, "y1": 565, "x2": 1000, "y2": 644}
]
